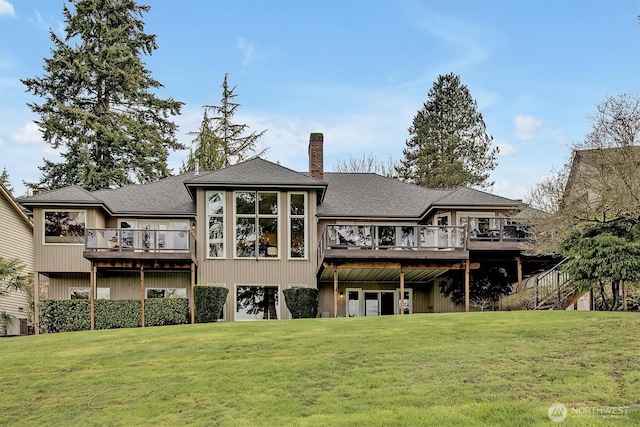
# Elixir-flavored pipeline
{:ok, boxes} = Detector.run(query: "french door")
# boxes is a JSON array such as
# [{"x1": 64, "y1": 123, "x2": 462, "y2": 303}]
[{"x1": 347, "y1": 288, "x2": 413, "y2": 317}]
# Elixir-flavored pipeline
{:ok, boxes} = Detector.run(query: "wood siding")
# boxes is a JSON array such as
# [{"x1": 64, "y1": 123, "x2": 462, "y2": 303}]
[
  {"x1": 196, "y1": 189, "x2": 319, "y2": 321},
  {"x1": 33, "y1": 207, "x2": 100, "y2": 273},
  {"x1": 0, "y1": 187, "x2": 33, "y2": 334},
  {"x1": 46, "y1": 271, "x2": 190, "y2": 300}
]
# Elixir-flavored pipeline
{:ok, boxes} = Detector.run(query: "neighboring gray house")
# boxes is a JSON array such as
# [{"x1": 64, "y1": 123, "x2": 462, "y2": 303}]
[
  {"x1": 20, "y1": 133, "x2": 532, "y2": 325},
  {"x1": 0, "y1": 183, "x2": 33, "y2": 335}
]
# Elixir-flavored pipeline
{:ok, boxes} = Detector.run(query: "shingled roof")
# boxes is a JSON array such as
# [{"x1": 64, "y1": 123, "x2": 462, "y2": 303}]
[
  {"x1": 184, "y1": 158, "x2": 327, "y2": 195},
  {"x1": 317, "y1": 173, "x2": 451, "y2": 219},
  {"x1": 19, "y1": 159, "x2": 522, "y2": 219},
  {"x1": 20, "y1": 173, "x2": 197, "y2": 216},
  {"x1": 20, "y1": 186, "x2": 103, "y2": 207},
  {"x1": 430, "y1": 187, "x2": 521, "y2": 208}
]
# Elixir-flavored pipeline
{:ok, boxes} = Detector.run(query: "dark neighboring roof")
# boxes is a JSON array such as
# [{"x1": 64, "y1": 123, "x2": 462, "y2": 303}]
[
  {"x1": 184, "y1": 158, "x2": 327, "y2": 198},
  {"x1": 317, "y1": 173, "x2": 451, "y2": 219},
  {"x1": 430, "y1": 187, "x2": 521, "y2": 208}
]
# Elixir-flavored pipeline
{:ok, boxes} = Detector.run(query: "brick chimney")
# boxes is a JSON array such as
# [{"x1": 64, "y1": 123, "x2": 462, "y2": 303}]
[{"x1": 308, "y1": 132, "x2": 324, "y2": 181}]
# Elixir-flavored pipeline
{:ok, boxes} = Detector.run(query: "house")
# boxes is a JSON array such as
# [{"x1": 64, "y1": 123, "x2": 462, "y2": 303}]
[
  {"x1": 0, "y1": 183, "x2": 34, "y2": 335},
  {"x1": 20, "y1": 133, "x2": 533, "y2": 327}
]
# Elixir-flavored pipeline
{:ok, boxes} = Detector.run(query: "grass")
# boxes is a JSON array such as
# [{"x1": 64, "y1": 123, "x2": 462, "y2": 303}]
[{"x1": 1, "y1": 311, "x2": 639, "y2": 426}]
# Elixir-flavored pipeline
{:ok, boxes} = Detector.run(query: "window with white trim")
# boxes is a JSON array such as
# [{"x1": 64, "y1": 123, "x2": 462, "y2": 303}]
[
  {"x1": 44, "y1": 210, "x2": 86, "y2": 244},
  {"x1": 207, "y1": 192, "x2": 225, "y2": 258},
  {"x1": 288, "y1": 192, "x2": 307, "y2": 259},
  {"x1": 235, "y1": 191, "x2": 279, "y2": 258}
]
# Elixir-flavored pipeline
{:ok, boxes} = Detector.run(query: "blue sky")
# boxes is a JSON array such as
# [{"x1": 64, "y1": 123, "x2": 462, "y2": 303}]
[{"x1": 0, "y1": 0, "x2": 638, "y2": 198}]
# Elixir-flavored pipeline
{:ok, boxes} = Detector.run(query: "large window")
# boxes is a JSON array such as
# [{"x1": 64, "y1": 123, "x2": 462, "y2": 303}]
[
  {"x1": 235, "y1": 191, "x2": 279, "y2": 258},
  {"x1": 207, "y1": 192, "x2": 225, "y2": 258},
  {"x1": 44, "y1": 210, "x2": 86, "y2": 244},
  {"x1": 289, "y1": 193, "x2": 307, "y2": 259},
  {"x1": 235, "y1": 285, "x2": 280, "y2": 320}
]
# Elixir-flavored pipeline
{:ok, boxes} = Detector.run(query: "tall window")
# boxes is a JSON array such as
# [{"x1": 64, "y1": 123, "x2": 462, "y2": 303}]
[
  {"x1": 207, "y1": 192, "x2": 225, "y2": 258},
  {"x1": 44, "y1": 210, "x2": 86, "y2": 244},
  {"x1": 235, "y1": 191, "x2": 279, "y2": 258},
  {"x1": 289, "y1": 192, "x2": 306, "y2": 258}
]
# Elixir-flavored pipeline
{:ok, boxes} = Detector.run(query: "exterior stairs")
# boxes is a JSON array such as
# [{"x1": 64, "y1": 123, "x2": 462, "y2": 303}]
[
  {"x1": 499, "y1": 258, "x2": 587, "y2": 310},
  {"x1": 532, "y1": 259, "x2": 585, "y2": 310}
]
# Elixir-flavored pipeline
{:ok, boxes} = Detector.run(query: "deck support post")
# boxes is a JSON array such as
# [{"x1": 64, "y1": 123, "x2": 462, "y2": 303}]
[
  {"x1": 464, "y1": 260, "x2": 470, "y2": 312},
  {"x1": 622, "y1": 284, "x2": 627, "y2": 312},
  {"x1": 190, "y1": 262, "x2": 196, "y2": 324},
  {"x1": 140, "y1": 265, "x2": 145, "y2": 328},
  {"x1": 516, "y1": 256, "x2": 523, "y2": 292},
  {"x1": 333, "y1": 265, "x2": 338, "y2": 318},
  {"x1": 399, "y1": 267, "x2": 405, "y2": 315},
  {"x1": 90, "y1": 263, "x2": 95, "y2": 330}
]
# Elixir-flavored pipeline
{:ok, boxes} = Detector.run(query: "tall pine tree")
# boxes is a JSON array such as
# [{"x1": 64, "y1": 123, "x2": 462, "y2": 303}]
[
  {"x1": 181, "y1": 73, "x2": 266, "y2": 172},
  {"x1": 397, "y1": 73, "x2": 498, "y2": 189},
  {"x1": 22, "y1": 0, "x2": 184, "y2": 191}
]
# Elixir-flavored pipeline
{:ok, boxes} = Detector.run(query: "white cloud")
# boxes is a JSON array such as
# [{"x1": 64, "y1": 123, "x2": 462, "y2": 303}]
[
  {"x1": 237, "y1": 38, "x2": 262, "y2": 66},
  {"x1": 495, "y1": 141, "x2": 516, "y2": 157},
  {"x1": 514, "y1": 115, "x2": 542, "y2": 141},
  {"x1": 11, "y1": 121, "x2": 41, "y2": 143},
  {"x1": 0, "y1": 0, "x2": 15, "y2": 17}
]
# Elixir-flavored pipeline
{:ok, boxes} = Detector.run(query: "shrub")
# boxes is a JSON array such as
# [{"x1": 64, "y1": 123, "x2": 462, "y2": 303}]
[
  {"x1": 95, "y1": 300, "x2": 141, "y2": 329},
  {"x1": 194, "y1": 286, "x2": 229, "y2": 323},
  {"x1": 145, "y1": 298, "x2": 189, "y2": 326},
  {"x1": 38, "y1": 298, "x2": 189, "y2": 333},
  {"x1": 283, "y1": 288, "x2": 318, "y2": 318}
]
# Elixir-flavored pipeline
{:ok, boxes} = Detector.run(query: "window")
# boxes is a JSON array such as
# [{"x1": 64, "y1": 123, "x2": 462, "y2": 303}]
[
  {"x1": 235, "y1": 285, "x2": 280, "y2": 320},
  {"x1": 69, "y1": 287, "x2": 110, "y2": 299},
  {"x1": 146, "y1": 288, "x2": 187, "y2": 299},
  {"x1": 44, "y1": 210, "x2": 86, "y2": 244},
  {"x1": 289, "y1": 193, "x2": 306, "y2": 258},
  {"x1": 235, "y1": 191, "x2": 279, "y2": 258},
  {"x1": 207, "y1": 192, "x2": 225, "y2": 258}
]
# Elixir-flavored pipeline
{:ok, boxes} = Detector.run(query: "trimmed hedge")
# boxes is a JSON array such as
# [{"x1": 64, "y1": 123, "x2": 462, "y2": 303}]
[
  {"x1": 38, "y1": 299, "x2": 189, "y2": 333},
  {"x1": 283, "y1": 288, "x2": 319, "y2": 318},
  {"x1": 194, "y1": 286, "x2": 229, "y2": 323}
]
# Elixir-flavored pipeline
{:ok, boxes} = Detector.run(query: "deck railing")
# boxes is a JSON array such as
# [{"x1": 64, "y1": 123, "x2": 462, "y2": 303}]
[
  {"x1": 85, "y1": 228, "x2": 196, "y2": 258},
  {"x1": 465, "y1": 217, "x2": 529, "y2": 241},
  {"x1": 318, "y1": 224, "x2": 466, "y2": 266}
]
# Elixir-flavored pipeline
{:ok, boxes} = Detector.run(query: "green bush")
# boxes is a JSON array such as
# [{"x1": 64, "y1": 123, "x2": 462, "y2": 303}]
[
  {"x1": 194, "y1": 286, "x2": 229, "y2": 323},
  {"x1": 95, "y1": 300, "x2": 141, "y2": 329},
  {"x1": 38, "y1": 299, "x2": 189, "y2": 333},
  {"x1": 39, "y1": 300, "x2": 90, "y2": 333},
  {"x1": 283, "y1": 288, "x2": 318, "y2": 318},
  {"x1": 145, "y1": 298, "x2": 189, "y2": 326}
]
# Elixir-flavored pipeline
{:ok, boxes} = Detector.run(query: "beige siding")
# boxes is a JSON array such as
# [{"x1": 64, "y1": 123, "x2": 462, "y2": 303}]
[
  {"x1": 196, "y1": 189, "x2": 319, "y2": 321},
  {"x1": 46, "y1": 271, "x2": 190, "y2": 300},
  {"x1": 0, "y1": 187, "x2": 33, "y2": 334},
  {"x1": 33, "y1": 207, "x2": 102, "y2": 273}
]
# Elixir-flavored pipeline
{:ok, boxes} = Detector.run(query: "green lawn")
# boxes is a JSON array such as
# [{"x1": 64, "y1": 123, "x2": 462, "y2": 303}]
[{"x1": 1, "y1": 311, "x2": 639, "y2": 426}]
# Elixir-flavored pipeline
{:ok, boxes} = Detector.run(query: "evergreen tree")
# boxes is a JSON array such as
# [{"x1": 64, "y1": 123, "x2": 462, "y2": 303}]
[
  {"x1": 181, "y1": 73, "x2": 266, "y2": 172},
  {"x1": 0, "y1": 167, "x2": 12, "y2": 193},
  {"x1": 22, "y1": 0, "x2": 184, "y2": 191},
  {"x1": 397, "y1": 73, "x2": 498, "y2": 189}
]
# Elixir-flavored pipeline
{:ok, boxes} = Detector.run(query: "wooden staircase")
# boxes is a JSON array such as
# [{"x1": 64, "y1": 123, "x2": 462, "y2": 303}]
[{"x1": 533, "y1": 259, "x2": 585, "y2": 310}]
